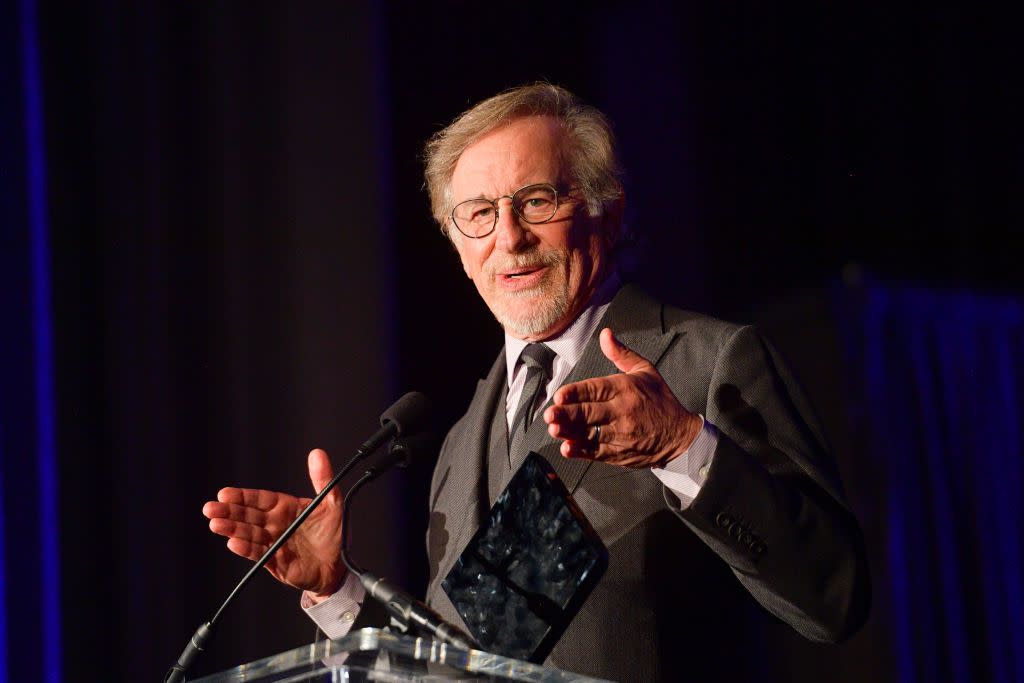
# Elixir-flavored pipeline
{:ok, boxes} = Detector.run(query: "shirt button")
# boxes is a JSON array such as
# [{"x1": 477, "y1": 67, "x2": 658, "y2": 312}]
[
  {"x1": 698, "y1": 464, "x2": 710, "y2": 480},
  {"x1": 341, "y1": 611, "x2": 355, "y2": 622}
]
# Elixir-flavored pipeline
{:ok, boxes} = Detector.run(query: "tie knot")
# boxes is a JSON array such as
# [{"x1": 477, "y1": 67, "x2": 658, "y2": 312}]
[{"x1": 520, "y1": 343, "x2": 555, "y2": 373}]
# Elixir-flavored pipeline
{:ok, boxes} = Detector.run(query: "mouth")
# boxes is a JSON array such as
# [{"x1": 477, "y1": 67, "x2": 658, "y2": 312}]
[
  {"x1": 501, "y1": 266, "x2": 543, "y2": 280},
  {"x1": 495, "y1": 264, "x2": 549, "y2": 290}
]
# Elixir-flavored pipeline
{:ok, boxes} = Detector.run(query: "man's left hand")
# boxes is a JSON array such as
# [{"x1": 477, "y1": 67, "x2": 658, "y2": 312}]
[{"x1": 543, "y1": 327, "x2": 702, "y2": 469}]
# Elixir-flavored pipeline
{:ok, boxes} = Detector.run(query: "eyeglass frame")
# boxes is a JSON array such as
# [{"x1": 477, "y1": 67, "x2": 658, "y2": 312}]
[{"x1": 448, "y1": 182, "x2": 571, "y2": 239}]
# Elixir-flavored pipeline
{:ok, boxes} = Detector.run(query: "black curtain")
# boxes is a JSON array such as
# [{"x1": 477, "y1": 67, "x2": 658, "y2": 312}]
[
  {"x1": 42, "y1": 3, "x2": 401, "y2": 679},
  {"x1": 1, "y1": 0, "x2": 1019, "y2": 680}
]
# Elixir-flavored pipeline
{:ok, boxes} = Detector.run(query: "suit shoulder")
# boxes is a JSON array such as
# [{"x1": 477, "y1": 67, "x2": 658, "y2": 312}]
[{"x1": 661, "y1": 302, "x2": 753, "y2": 352}]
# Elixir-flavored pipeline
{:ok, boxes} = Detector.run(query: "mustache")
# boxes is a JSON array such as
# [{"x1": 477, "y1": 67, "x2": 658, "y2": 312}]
[{"x1": 482, "y1": 249, "x2": 564, "y2": 277}]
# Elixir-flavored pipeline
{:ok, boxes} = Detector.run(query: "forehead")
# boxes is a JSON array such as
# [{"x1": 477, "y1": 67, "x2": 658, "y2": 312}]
[{"x1": 451, "y1": 116, "x2": 566, "y2": 200}]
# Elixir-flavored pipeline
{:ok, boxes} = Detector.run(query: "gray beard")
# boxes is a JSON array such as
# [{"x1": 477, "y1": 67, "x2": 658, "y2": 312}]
[
  {"x1": 481, "y1": 248, "x2": 570, "y2": 338},
  {"x1": 491, "y1": 286, "x2": 570, "y2": 339}
]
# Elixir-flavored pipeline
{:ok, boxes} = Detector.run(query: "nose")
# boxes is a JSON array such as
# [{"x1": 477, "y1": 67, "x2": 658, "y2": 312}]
[{"x1": 493, "y1": 197, "x2": 533, "y2": 253}]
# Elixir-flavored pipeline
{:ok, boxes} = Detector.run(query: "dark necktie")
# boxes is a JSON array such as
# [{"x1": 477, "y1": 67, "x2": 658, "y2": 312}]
[{"x1": 508, "y1": 343, "x2": 556, "y2": 466}]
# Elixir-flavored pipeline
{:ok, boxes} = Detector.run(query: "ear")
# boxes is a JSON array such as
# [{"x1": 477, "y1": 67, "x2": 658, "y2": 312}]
[{"x1": 600, "y1": 193, "x2": 626, "y2": 249}]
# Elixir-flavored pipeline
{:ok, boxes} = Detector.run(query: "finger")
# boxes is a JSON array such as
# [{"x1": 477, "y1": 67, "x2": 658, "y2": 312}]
[
  {"x1": 553, "y1": 375, "x2": 619, "y2": 405},
  {"x1": 307, "y1": 449, "x2": 339, "y2": 504},
  {"x1": 225, "y1": 537, "x2": 271, "y2": 563},
  {"x1": 559, "y1": 435, "x2": 604, "y2": 461},
  {"x1": 203, "y1": 501, "x2": 268, "y2": 526},
  {"x1": 208, "y1": 516, "x2": 275, "y2": 547},
  {"x1": 202, "y1": 500, "x2": 223, "y2": 519},
  {"x1": 216, "y1": 486, "x2": 281, "y2": 511},
  {"x1": 544, "y1": 403, "x2": 611, "y2": 441},
  {"x1": 599, "y1": 327, "x2": 652, "y2": 374}
]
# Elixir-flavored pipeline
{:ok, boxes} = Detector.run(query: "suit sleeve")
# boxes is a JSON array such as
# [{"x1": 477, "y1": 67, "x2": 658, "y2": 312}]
[{"x1": 666, "y1": 324, "x2": 871, "y2": 643}]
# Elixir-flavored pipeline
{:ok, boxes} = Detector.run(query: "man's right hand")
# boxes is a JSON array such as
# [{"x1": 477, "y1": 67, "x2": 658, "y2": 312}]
[{"x1": 202, "y1": 448, "x2": 346, "y2": 599}]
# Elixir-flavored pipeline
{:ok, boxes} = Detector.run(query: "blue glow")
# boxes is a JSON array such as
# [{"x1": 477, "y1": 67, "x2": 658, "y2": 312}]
[
  {"x1": 841, "y1": 281, "x2": 1024, "y2": 682},
  {"x1": 19, "y1": 0, "x2": 62, "y2": 679},
  {"x1": 0, "y1": 427, "x2": 7, "y2": 682}
]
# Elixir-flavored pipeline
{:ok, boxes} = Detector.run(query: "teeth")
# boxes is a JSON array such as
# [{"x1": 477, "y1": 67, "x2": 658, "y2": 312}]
[{"x1": 503, "y1": 267, "x2": 539, "y2": 279}]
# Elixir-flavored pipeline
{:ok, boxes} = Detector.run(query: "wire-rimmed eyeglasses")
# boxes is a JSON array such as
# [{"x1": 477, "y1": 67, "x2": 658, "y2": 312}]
[{"x1": 449, "y1": 183, "x2": 565, "y2": 239}]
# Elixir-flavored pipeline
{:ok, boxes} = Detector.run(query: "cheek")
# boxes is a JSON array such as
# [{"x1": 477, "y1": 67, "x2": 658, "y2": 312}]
[{"x1": 456, "y1": 241, "x2": 487, "y2": 281}]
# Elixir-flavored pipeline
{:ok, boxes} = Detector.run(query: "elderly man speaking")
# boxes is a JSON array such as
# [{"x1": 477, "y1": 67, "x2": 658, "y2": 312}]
[{"x1": 203, "y1": 83, "x2": 870, "y2": 681}]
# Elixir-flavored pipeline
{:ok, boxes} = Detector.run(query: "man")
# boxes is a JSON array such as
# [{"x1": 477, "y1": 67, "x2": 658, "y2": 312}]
[{"x1": 204, "y1": 84, "x2": 870, "y2": 681}]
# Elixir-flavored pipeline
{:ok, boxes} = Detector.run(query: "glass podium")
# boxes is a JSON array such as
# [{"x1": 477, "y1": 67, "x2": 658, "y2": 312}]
[{"x1": 192, "y1": 628, "x2": 611, "y2": 682}]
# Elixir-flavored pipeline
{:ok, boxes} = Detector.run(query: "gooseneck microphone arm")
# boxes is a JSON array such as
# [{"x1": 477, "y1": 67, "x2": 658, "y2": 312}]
[
  {"x1": 338, "y1": 471, "x2": 372, "y2": 578},
  {"x1": 339, "y1": 438, "x2": 476, "y2": 652},
  {"x1": 165, "y1": 392, "x2": 430, "y2": 683}
]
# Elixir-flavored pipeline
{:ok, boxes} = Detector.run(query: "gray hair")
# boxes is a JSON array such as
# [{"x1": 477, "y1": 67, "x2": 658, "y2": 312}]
[{"x1": 423, "y1": 83, "x2": 624, "y2": 239}]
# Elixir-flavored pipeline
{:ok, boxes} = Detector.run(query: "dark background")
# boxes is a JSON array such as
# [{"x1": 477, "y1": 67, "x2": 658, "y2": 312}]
[{"x1": 3, "y1": 1, "x2": 1021, "y2": 681}]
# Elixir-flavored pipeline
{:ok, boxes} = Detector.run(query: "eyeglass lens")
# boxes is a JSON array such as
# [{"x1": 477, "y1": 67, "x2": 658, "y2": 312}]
[{"x1": 451, "y1": 184, "x2": 558, "y2": 237}]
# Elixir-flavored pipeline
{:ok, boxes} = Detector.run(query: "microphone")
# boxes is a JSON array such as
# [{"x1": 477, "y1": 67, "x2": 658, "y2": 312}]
[
  {"x1": 359, "y1": 572, "x2": 475, "y2": 651},
  {"x1": 165, "y1": 392, "x2": 430, "y2": 683},
  {"x1": 357, "y1": 391, "x2": 431, "y2": 459}
]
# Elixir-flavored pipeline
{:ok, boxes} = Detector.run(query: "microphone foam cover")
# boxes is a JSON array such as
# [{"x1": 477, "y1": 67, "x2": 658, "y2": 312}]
[{"x1": 379, "y1": 391, "x2": 431, "y2": 436}]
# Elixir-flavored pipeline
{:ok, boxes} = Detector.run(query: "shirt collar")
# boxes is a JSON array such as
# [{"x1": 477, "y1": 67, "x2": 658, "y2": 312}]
[{"x1": 504, "y1": 271, "x2": 622, "y2": 385}]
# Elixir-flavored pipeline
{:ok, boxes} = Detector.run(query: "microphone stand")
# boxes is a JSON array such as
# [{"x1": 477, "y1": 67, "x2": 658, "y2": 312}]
[
  {"x1": 165, "y1": 431, "x2": 397, "y2": 682},
  {"x1": 340, "y1": 445, "x2": 476, "y2": 651}
]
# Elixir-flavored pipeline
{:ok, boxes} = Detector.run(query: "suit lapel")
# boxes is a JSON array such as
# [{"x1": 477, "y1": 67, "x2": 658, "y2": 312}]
[{"x1": 429, "y1": 351, "x2": 506, "y2": 597}]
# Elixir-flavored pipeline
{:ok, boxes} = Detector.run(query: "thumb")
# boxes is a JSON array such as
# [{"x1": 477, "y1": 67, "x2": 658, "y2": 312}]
[
  {"x1": 307, "y1": 448, "x2": 339, "y2": 501},
  {"x1": 599, "y1": 327, "x2": 651, "y2": 374}
]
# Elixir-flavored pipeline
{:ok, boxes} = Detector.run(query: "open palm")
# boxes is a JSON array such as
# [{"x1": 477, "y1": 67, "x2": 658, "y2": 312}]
[{"x1": 202, "y1": 449, "x2": 346, "y2": 597}]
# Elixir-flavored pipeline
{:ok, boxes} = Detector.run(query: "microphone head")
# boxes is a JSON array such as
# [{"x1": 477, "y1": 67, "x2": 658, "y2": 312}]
[{"x1": 380, "y1": 391, "x2": 431, "y2": 437}]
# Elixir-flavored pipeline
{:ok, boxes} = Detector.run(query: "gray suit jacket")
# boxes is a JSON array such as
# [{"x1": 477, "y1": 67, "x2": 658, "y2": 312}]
[{"x1": 424, "y1": 285, "x2": 870, "y2": 681}]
